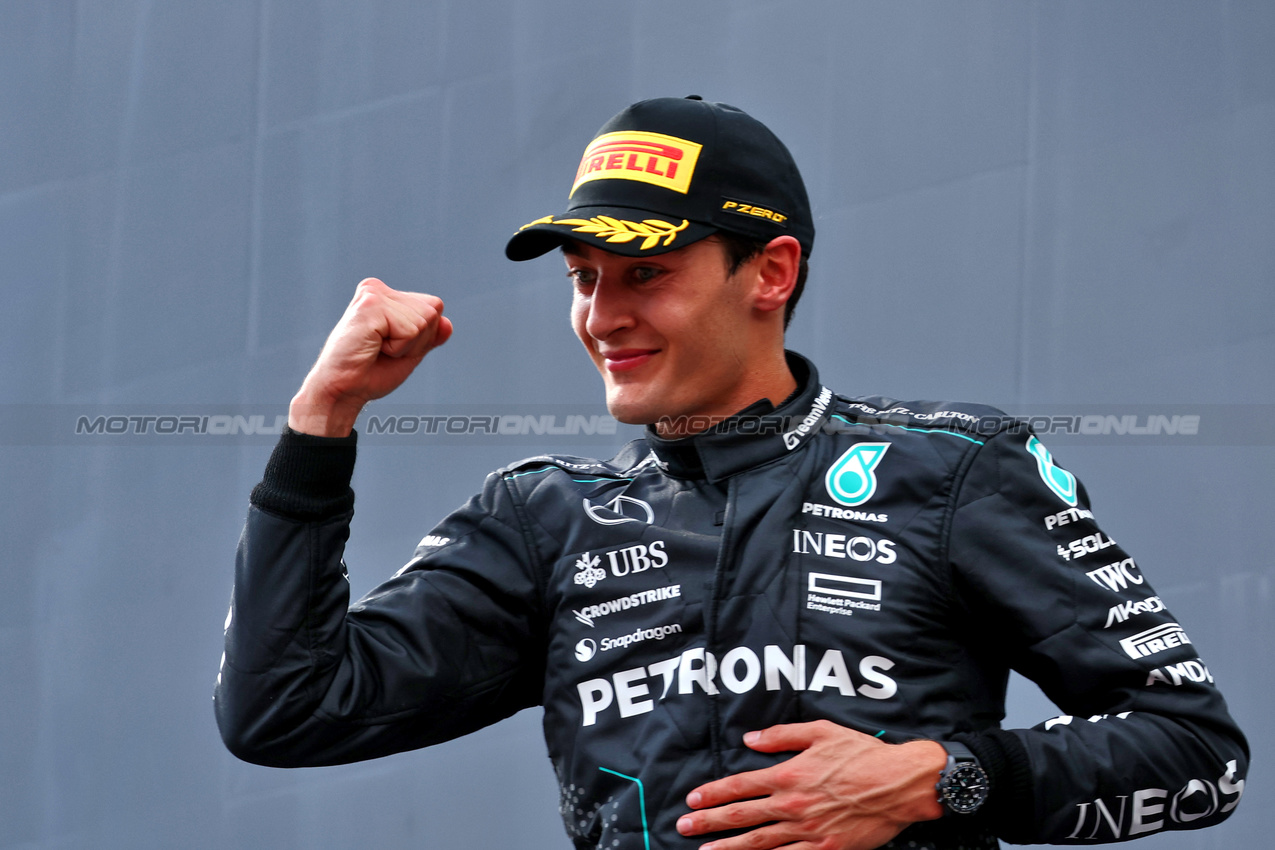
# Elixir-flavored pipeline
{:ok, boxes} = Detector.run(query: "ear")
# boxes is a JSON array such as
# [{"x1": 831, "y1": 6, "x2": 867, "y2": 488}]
[{"x1": 750, "y1": 235, "x2": 802, "y2": 315}]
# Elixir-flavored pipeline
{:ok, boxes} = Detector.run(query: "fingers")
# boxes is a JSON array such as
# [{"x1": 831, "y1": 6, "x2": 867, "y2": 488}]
[
  {"x1": 686, "y1": 764, "x2": 782, "y2": 812},
  {"x1": 677, "y1": 800, "x2": 761, "y2": 836},
  {"x1": 683, "y1": 722, "x2": 830, "y2": 814},
  {"x1": 688, "y1": 723, "x2": 876, "y2": 812},
  {"x1": 678, "y1": 793, "x2": 798, "y2": 839},
  {"x1": 354, "y1": 278, "x2": 451, "y2": 360},
  {"x1": 435, "y1": 314, "x2": 454, "y2": 346},
  {"x1": 678, "y1": 723, "x2": 929, "y2": 850},
  {"x1": 295, "y1": 278, "x2": 453, "y2": 431},
  {"x1": 378, "y1": 295, "x2": 448, "y2": 358},
  {"x1": 677, "y1": 818, "x2": 802, "y2": 850},
  {"x1": 741, "y1": 722, "x2": 824, "y2": 754}
]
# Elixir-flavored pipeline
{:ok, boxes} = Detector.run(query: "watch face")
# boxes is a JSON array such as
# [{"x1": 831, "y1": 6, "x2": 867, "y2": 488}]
[{"x1": 941, "y1": 763, "x2": 989, "y2": 815}]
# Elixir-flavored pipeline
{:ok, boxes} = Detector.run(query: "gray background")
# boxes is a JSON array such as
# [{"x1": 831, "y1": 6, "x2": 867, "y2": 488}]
[{"x1": 2, "y1": 1, "x2": 1271, "y2": 848}]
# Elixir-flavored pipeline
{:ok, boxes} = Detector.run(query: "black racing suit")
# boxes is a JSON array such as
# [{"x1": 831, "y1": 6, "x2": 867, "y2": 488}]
[{"x1": 215, "y1": 353, "x2": 1248, "y2": 848}]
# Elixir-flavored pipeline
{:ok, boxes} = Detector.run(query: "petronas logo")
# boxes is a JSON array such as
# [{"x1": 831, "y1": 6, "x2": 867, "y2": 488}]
[
  {"x1": 825, "y1": 443, "x2": 891, "y2": 507},
  {"x1": 1026, "y1": 436, "x2": 1078, "y2": 506}
]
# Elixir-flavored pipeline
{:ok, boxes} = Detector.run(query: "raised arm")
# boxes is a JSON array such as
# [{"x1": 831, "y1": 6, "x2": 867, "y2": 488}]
[{"x1": 215, "y1": 279, "x2": 544, "y2": 765}]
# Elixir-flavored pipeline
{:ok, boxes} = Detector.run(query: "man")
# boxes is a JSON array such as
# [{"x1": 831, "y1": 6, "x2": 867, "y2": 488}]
[{"x1": 216, "y1": 97, "x2": 1248, "y2": 849}]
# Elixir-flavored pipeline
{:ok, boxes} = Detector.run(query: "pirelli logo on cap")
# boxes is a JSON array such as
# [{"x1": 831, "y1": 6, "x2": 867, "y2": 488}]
[{"x1": 571, "y1": 131, "x2": 702, "y2": 196}]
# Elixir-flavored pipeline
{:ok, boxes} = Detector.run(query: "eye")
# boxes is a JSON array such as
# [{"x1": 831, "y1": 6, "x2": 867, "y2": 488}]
[
  {"x1": 567, "y1": 267, "x2": 596, "y2": 287},
  {"x1": 632, "y1": 266, "x2": 661, "y2": 283}
]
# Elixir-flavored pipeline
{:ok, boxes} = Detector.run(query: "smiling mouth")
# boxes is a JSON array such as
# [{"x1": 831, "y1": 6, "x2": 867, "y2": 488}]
[{"x1": 602, "y1": 349, "x2": 659, "y2": 373}]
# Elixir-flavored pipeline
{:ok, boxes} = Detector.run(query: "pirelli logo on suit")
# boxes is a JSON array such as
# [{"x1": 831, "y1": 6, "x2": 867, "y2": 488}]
[{"x1": 571, "y1": 131, "x2": 703, "y2": 196}]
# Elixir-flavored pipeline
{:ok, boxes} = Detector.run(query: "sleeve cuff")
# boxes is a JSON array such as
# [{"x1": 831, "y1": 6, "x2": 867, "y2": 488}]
[
  {"x1": 950, "y1": 729, "x2": 1035, "y2": 842},
  {"x1": 249, "y1": 426, "x2": 358, "y2": 520}
]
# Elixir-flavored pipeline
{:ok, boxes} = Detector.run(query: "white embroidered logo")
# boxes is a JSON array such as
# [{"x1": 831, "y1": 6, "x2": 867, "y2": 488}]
[{"x1": 573, "y1": 552, "x2": 606, "y2": 588}]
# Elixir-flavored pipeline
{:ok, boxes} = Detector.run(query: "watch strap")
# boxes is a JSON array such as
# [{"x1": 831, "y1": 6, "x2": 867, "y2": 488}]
[
  {"x1": 937, "y1": 740, "x2": 989, "y2": 815},
  {"x1": 941, "y1": 740, "x2": 978, "y2": 764}
]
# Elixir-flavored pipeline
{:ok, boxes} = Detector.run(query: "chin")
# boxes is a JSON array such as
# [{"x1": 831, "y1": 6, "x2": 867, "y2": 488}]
[
  {"x1": 602, "y1": 389, "x2": 664, "y2": 427},
  {"x1": 604, "y1": 400, "x2": 657, "y2": 426},
  {"x1": 605, "y1": 395, "x2": 707, "y2": 438}
]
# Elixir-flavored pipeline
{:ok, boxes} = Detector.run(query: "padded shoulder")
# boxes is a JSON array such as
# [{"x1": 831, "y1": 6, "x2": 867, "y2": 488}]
[
  {"x1": 497, "y1": 438, "x2": 656, "y2": 480},
  {"x1": 835, "y1": 393, "x2": 1015, "y2": 439}
]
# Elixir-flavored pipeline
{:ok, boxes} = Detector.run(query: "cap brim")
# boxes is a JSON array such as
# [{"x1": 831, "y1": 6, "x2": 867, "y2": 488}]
[{"x1": 506, "y1": 206, "x2": 717, "y2": 261}]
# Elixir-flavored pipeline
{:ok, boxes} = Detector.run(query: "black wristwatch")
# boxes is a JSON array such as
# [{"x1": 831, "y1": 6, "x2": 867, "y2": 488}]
[{"x1": 935, "y1": 741, "x2": 989, "y2": 815}]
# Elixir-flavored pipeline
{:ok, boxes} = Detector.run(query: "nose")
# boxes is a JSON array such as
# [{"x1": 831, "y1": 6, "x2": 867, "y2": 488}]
[{"x1": 583, "y1": 274, "x2": 636, "y2": 341}]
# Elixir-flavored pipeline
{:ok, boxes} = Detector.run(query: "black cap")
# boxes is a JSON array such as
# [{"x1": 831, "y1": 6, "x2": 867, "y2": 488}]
[{"x1": 506, "y1": 97, "x2": 814, "y2": 261}]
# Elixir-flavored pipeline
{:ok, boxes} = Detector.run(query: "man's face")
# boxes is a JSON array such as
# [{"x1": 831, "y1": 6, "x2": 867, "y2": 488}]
[{"x1": 566, "y1": 237, "x2": 767, "y2": 435}]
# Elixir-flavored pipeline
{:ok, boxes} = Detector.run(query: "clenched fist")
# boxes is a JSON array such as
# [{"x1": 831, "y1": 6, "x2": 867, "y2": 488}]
[{"x1": 289, "y1": 278, "x2": 454, "y2": 437}]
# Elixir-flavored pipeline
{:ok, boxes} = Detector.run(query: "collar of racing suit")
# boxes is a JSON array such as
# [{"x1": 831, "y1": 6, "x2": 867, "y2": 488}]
[{"x1": 643, "y1": 350, "x2": 832, "y2": 482}]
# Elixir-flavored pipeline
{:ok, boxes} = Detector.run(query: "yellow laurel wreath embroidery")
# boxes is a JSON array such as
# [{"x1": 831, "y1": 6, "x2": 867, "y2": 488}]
[{"x1": 524, "y1": 215, "x2": 689, "y2": 250}]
